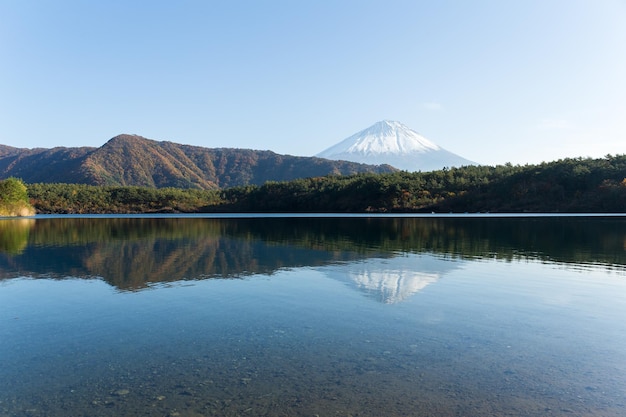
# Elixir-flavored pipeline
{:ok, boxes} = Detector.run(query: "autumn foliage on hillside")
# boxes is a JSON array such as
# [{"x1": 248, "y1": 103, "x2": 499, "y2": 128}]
[{"x1": 1, "y1": 134, "x2": 395, "y2": 189}]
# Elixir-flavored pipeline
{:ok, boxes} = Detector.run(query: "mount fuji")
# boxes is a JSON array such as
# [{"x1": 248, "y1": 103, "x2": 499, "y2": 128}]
[{"x1": 316, "y1": 120, "x2": 476, "y2": 172}]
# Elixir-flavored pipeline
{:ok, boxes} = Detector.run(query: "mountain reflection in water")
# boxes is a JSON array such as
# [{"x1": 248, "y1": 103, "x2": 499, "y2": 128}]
[
  {"x1": 1, "y1": 216, "x2": 626, "y2": 299},
  {"x1": 328, "y1": 254, "x2": 459, "y2": 303},
  {"x1": 1, "y1": 215, "x2": 626, "y2": 417}
]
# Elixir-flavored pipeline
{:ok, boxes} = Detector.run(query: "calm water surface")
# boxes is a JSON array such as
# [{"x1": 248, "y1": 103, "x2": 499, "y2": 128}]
[{"x1": 1, "y1": 215, "x2": 625, "y2": 417}]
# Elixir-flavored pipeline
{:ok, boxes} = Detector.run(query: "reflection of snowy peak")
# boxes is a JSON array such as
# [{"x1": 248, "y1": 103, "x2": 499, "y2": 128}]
[
  {"x1": 326, "y1": 254, "x2": 463, "y2": 304},
  {"x1": 349, "y1": 269, "x2": 440, "y2": 304},
  {"x1": 316, "y1": 120, "x2": 475, "y2": 172}
]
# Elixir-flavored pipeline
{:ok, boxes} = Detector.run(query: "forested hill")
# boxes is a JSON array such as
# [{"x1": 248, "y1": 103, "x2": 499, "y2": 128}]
[
  {"x1": 0, "y1": 134, "x2": 396, "y2": 189},
  {"x1": 27, "y1": 155, "x2": 626, "y2": 214},
  {"x1": 217, "y1": 155, "x2": 626, "y2": 213}
]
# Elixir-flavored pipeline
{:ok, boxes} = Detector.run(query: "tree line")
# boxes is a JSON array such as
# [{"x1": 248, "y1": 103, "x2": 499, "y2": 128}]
[{"x1": 23, "y1": 155, "x2": 626, "y2": 214}]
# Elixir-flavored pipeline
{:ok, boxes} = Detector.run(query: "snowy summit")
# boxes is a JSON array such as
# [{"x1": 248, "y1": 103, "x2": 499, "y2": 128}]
[{"x1": 316, "y1": 120, "x2": 475, "y2": 172}]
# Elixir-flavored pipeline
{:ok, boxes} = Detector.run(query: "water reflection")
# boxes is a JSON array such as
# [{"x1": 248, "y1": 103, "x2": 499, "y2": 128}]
[
  {"x1": 0, "y1": 218, "x2": 34, "y2": 255},
  {"x1": 329, "y1": 254, "x2": 459, "y2": 303},
  {"x1": 1, "y1": 216, "x2": 626, "y2": 293},
  {"x1": 1, "y1": 216, "x2": 626, "y2": 417}
]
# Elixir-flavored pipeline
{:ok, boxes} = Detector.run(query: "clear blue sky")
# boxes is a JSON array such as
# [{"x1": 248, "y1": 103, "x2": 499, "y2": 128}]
[{"x1": 1, "y1": 0, "x2": 625, "y2": 166}]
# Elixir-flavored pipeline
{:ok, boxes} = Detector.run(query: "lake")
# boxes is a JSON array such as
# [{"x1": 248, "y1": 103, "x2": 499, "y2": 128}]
[{"x1": 1, "y1": 215, "x2": 625, "y2": 417}]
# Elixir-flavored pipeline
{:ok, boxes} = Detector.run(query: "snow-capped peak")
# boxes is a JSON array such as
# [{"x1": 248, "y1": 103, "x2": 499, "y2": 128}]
[
  {"x1": 316, "y1": 120, "x2": 475, "y2": 172},
  {"x1": 318, "y1": 120, "x2": 439, "y2": 158}
]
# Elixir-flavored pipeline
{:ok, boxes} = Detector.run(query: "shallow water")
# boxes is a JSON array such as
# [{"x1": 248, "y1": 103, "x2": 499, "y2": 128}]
[{"x1": 1, "y1": 216, "x2": 625, "y2": 416}]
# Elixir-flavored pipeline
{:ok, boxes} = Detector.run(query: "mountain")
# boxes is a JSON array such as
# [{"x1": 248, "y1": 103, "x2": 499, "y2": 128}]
[
  {"x1": 0, "y1": 134, "x2": 396, "y2": 189},
  {"x1": 316, "y1": 120, "x2": 476, "y2": 171}
]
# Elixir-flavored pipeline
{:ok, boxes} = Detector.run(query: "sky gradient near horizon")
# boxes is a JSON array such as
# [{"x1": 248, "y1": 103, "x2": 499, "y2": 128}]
[{"x1": 1, "y1": 0, "x2": 625, "y2": 166}]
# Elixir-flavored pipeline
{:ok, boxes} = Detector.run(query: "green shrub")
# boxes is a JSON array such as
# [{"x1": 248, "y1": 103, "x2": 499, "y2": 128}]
[{"x1": 0, "y1": 177, "x2": 35, "y2": 216}]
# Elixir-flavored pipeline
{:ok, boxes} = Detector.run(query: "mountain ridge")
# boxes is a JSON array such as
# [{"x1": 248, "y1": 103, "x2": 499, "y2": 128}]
[{"x1": 0, "y1": 134, "x2": 396, "y2": 189}]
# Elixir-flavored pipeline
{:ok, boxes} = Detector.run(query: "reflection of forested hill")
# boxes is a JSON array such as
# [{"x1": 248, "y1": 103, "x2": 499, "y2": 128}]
[
  {"x1": 0, "y1": 218, "x2": 375, "y2": 290},
  {"x1": 1, "y1": 217, "x2": 625, "y2": 291}
]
